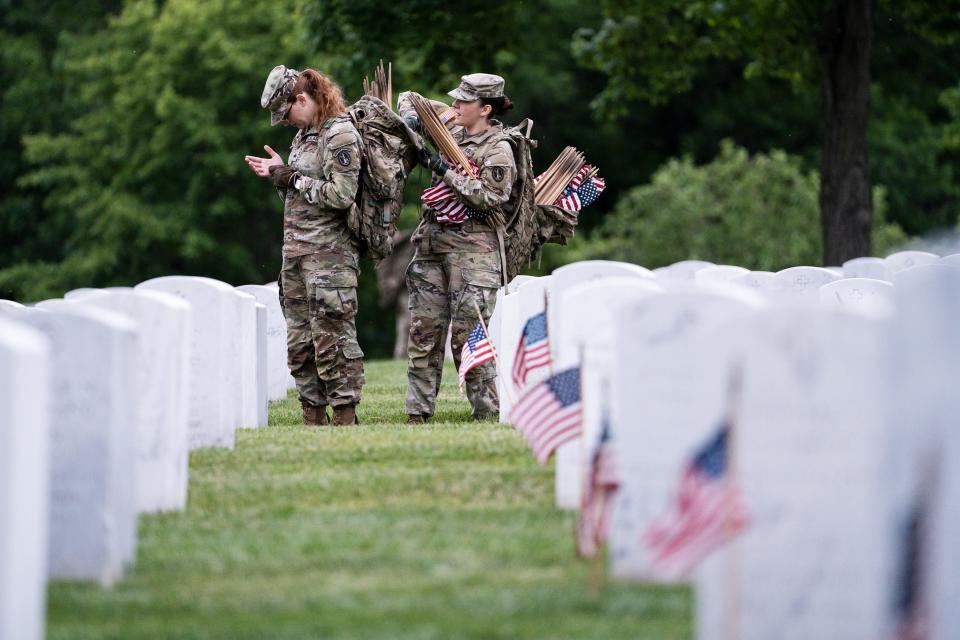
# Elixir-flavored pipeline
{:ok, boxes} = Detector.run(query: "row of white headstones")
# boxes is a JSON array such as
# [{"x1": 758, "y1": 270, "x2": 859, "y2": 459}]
[
  {"x1": 488, "y1": 250, "x2": 959, "y2": 640},
  {"x1": 0, "y1": 276, "x2": 297, "y2": 640}
]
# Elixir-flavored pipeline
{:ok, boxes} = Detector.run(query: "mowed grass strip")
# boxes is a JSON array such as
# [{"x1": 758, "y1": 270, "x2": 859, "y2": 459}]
[{"x1": 47, "y1": 360, "x2": 691, "y2": 639}]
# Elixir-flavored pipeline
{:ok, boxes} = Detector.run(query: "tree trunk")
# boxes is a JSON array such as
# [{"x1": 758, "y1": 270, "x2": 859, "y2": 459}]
[{"x1": 817, "y1": 0, "x2": 874, "y2": 265}]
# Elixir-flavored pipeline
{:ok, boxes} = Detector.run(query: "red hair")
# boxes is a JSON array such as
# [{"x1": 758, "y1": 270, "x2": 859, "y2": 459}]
[{"x1": 289, "y1": 69, "x2": 347, "y2": 127}]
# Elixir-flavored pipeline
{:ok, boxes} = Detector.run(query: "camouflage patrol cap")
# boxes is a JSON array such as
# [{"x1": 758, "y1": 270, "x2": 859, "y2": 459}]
[
  {"x1": 447, "y1": 73, "x2": 505, "y2": 101},
  {"x1": 261, "y1": 65, "x2": 301, "y2": 126}
]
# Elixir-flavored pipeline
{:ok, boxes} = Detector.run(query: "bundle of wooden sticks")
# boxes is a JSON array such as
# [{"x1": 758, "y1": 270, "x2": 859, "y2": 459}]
[
  {"x1": 406, "y1": 93, "x2": 477, "y2": 180},
  {"x1": 362, "y1": 60, "x2": 392, "y2": 108},
  {"x1": 534, "y1": 146, "x2": 597, "y2": 206}
]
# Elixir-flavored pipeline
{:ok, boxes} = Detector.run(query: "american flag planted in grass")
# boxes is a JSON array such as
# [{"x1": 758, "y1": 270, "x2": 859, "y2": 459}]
[
  {"x1": 576, "y1": 405, "x2": 620, "y2": 558},
  {"x1": 512, "y1": 311, "x2": 552, "y2": 389},
  {"x1": 509, "y1": 367, "x2": 582, "y2": 465},
  {"x1": 642, "y1": 424, "x2": 749, "y2": 579},
  {"x1": 458, "y1": 321, "x2": 494, "y2": 389}
]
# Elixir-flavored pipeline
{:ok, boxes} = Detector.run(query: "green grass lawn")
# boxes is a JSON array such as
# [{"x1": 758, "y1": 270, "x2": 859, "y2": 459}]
[{"x1": 46, "y1": 360, "x2": 691, "y2": 639}]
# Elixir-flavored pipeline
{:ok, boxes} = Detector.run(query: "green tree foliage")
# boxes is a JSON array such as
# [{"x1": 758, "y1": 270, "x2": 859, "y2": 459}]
[
  {"x1": 0, "y1": 0, "x2": 115, "y2": 271},
  {"x1": 571, "y1": 0, "x2": 959, "y2": 262},
  {"x1": 561, "y1": 142, "x2": 906, "y2": 271},
  {"x1": 3, "y1": 0, "x2": 310, "y2": 300}
]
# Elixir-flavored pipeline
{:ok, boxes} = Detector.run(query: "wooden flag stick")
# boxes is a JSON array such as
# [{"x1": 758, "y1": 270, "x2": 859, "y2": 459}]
[
  {"x1": 724, "y1": 366, "x2": 744, "y2": 640},
  {"x1": 472, "y1": 298, "x2": 515, "y2": 407}
]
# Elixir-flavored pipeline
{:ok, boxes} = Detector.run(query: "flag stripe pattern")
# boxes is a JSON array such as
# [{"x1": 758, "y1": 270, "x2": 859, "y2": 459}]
[
  {"x1": 577, "y1": 408, "x2": 620, "y2": 558},
  {"x1": 641, "y1": 425, "x2": 749, "y2": 579},
  {"x1": 512, "y1": 311, "x2": 552, "y2": 388},
  {"x1": 534, "y1": 163, "x2": 607, "y2": 213},
  {"x1": 458, "y1": 321, "x2": 494, "y2": 388},
  {"x1": 509, "y1": 367, "x2": 582, "y2": 465},
  {"x1": 419, "y1": 160, "x2": 487, "y2": 224}
]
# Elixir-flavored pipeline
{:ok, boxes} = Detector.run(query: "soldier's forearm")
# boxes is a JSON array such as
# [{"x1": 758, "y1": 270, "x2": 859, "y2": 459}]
[{"x1": 442, "y1": 172, "x2": 509, "y2": 210}]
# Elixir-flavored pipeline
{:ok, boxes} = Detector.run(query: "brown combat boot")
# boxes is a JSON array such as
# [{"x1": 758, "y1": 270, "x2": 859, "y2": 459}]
[
  {"x1": 301, "y1": 402, "x2": 328, "y2": 426},
  {"x1": 406, "y1": 414, "x2": 426, "y2": 425},
  {"x1": 332, "y1": 405, "x2": 358, "y2": 426}
]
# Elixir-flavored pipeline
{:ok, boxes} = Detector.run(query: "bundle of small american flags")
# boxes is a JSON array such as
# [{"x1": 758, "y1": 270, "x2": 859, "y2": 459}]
[
  {"x1": 641, "y1": 422, "x2": 749, "y2": 579},
  {"x1": 458, "y1": 321, "x2": 494, "y2": 389},
  {"x1": 553, "y1": 164, "x2": 605, "y2": 213},
  {"x1": 420, "y1": 160, "x2": 487, "y2": 224},
  {"x1": 509, "y1": 367, "x2": 583, "y2": 465}
]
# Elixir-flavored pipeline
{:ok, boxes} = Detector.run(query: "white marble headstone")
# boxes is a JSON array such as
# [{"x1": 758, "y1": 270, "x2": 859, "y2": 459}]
[
  {"x1": 842, "y1": 257, "x2": 888, "y2": 280},
  {"x1": 885, "y1": 251, "x2": 938, "y2": 278},
  {"x1": 653, "y1": 260, "x2": 715, "y2": 282},
  {"x1": 496, "y1": 276, "x2": 554, "y2": 421},
  {"x1": 235, "y1": 289, "x2": 260, "y2": 429},
  {"x1": 136, "y1": 276, "x2": 235, "y2": 448},
  {"x1": 63, "y1": 288, "x2": 102, "y2": 301},
  {"x1": 72, "y1": 289, "x2": 193, "y2": 512},
  {"x1": 553, "y1": 277, "x2": 663, "y2": 510},
  {"x1": 0, "y1": 300, "x2": 25, "y2": 315},
  {"x1": 548, "y1": 261, "x2": 654, "y2": 360},
  {"x1": 609, "y1": 285, "x2": 764, "y2": 580},
  {"x1": 237, "y1": 284, "x2": 290, "y2": 402},
  {"x1": 771, "y1": 266, "x2": 841, "y2": 304},
  {"x1": 819, "y1": 277, "x2": 894, "y2": 315},
  {"x1": 508, "y1": 274, "x2": 537, "y2": 294},
  {"x1": 495, "y1": 290, "x2": 522, "y2": 423},
  {"x1": 492, "y1": 275, "x2": 541, "y2": 418},
  {"x1": 694, "y1": 265, "x2": 750, "y2": 286},
  {"x1": 729, "y1": 271, "x2": 776, "y2": 298},
  {"x1": 0, "y1": 318, "x2": 50, "y2": 640},
  {"x1": 16, "y1": 305, "x2": 139, "y2": 586},
  {"x1": 937, "y1": 253, "x2": 960, "y2": 267},
  {"x1": 255, "y1": 302, "x2": 268, "y2": 427},
  {"x1": 887, "y1": 265, "x2": 960, "y2": 640},
  {"x1": 695, "y1": 307, "x2": 895, "y2": 640}
]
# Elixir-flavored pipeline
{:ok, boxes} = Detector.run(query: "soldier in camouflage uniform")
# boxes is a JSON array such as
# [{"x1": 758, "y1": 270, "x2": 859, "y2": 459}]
[
  {"x1": 244, "y1": 66, "x2": 364, "y2": 426},
  {"x1": 398, "y1": 74, "x2": 518, "y2": 422}
]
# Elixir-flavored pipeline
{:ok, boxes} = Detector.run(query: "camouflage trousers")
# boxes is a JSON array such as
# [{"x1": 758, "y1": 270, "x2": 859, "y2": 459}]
[
  {"x1": 405, "y1": 250, "x2": 501, "y2": 418},
  {"x1": 280, "y1": 253, "x2": 364, "y2": 408}
]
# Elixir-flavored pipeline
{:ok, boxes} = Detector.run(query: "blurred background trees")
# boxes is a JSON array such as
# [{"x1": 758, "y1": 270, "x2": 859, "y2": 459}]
[{"x1": 2, "y1": 0, "x2": 958, "y2": 356}]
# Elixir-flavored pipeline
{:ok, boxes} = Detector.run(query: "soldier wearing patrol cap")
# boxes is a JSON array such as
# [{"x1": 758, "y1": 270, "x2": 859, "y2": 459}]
[
  {"x1": 245, "y1": 65, "x2": 364, "y2": 426},
  {"x1": 397, "y1": 73, "x2": 517, "y2": 423}
]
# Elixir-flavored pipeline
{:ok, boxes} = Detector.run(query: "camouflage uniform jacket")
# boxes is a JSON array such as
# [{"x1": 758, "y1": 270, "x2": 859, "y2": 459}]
[
  {"x1": 280, "y1": 115, "x2": 363, "y2": 263},
  {"x1": 398, "y1": 92, "x2": 518, "y2": 254}
]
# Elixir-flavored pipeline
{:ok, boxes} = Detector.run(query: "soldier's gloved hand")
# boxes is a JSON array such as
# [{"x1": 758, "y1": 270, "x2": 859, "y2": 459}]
[
  {"x1": 419, "y1": 147, "x2": 449, "y2": 175},
  {"x1": 269, "y1": 164, "x2": 296, "y2": 188},
  {"x1": 402, "y1": 114, "x2": 421, "y2": 133}
]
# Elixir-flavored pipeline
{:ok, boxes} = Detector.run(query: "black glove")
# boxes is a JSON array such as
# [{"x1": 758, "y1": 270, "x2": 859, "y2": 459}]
[
  {"x1": 402, "y1": 114, "x2": 421, "y2": 133},
  {"x1": 419, "y1": 147, "x2": 449, "y2": 175},
  {"x1": 269, "y1": 164, "x2": 296, "y2": 188}
]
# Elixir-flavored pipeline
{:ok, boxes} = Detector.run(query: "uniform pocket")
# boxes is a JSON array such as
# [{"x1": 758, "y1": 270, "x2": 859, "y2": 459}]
[
  {"x1": 309, "y1": 270, "x2": 358, "y2": 288},
  {"x1": 460, "y1": 267, "x2": 501, "y2": 289}
]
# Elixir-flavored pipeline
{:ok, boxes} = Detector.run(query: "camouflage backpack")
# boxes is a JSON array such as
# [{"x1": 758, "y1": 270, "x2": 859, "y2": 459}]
[
  {"x1": 491, "y1": 120, "x2": 580, "y2": 282},
  {"x1": 345, "y1": 95, "x2": 419, "y2": 262}
]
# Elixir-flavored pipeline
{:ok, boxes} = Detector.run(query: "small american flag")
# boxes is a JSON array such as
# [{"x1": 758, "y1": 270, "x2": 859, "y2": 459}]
[
  {"x1": 509, "y1": 367, "x2": 583, "y2": 465},
  {"x1": 642, "y1": 423, "x2": 749, "y2": 579},
  {"x1": 512, "y1": 311, "x2": 552, "y2": 389},
  {"x1": 576, "y1": 402, "x2": 620, "y2": 558},
  {"x1": 458, "y1": 321, "x2": 494, "y2": 389},
  {"x1": 556, "y1": 175, "x2": 605, "y2": 213},
  {"x1": 419, "y1": 161, "x2": 487, "y2": 224}
]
